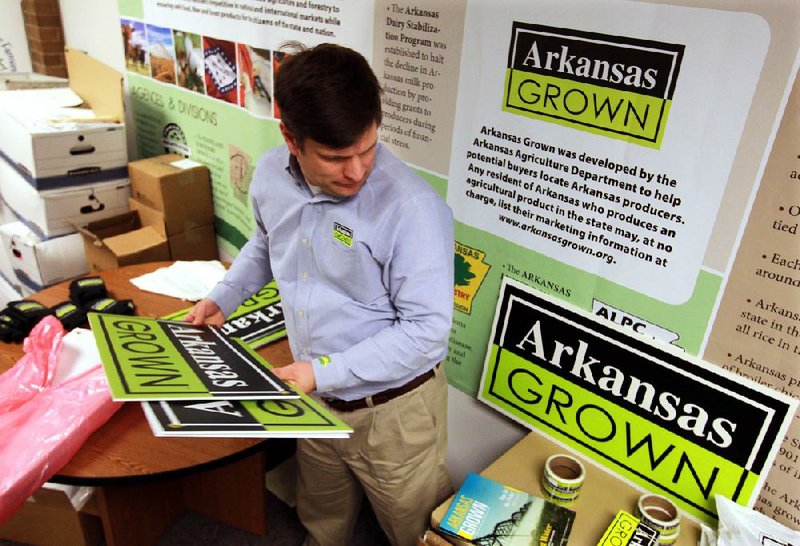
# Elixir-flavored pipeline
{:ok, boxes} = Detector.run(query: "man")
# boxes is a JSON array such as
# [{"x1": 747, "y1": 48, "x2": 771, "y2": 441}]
[{"x1": 187, "y1": 43, "x2": 454, "y2": 546}]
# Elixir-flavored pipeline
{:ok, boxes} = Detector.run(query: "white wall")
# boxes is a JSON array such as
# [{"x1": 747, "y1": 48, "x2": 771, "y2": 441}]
[
  {"x1": 60, "y1": 0, "x2": 137, "y2": 159},
  {"x1": 446, "y1": 388, "x2": 525, "y2": 484},
  {"x1": 57, "y1": 0, "x2": 527, "y2": 488},
  {"x1": 59, "y1": 0, "x2": 124, "y2": 72}
]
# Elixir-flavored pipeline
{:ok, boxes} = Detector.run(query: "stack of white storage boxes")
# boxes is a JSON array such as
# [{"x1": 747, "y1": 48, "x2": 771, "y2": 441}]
[{"x1": 0, "y1": 48, "x2": 130, "y2": 304}]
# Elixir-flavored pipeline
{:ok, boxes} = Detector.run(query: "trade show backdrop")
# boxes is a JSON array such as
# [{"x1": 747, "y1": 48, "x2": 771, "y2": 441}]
[{"x1": 117, "y1": 0, "x2": 799, "y2": 527}]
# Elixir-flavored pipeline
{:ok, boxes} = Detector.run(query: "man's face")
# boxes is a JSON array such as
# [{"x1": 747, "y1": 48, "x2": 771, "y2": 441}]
[{"x1": 281, "y1": 122, "x2": 379, "y2": 198}]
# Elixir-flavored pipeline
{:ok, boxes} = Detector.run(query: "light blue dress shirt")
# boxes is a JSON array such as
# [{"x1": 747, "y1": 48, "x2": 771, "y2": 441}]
[{"x1": 208, "y1": 143, "x2": 454, "y2": 401}]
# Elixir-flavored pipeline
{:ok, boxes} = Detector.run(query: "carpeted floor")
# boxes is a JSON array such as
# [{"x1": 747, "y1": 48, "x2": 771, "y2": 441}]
[
  {"x1": 0, "y1": 489, "x2": 390, "y2": 546},
  {"x1": 156, "y1": 489, "x2": 391, "y2": 546},
  {"x1": 1, "y1": 453, "x2": 391, "y2": 546}
]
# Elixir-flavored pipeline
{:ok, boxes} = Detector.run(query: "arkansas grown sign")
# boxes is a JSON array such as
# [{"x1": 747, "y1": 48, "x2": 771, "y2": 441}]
[
  {"x1": 161, "y1": 280, "x2": 287, "y2": 350},
  {"x1": 89, "y1": 313, "x2": 296, "y2": 401},
  {"x1": 479, "y1": 277, "x2": 796, "y2": 523}
]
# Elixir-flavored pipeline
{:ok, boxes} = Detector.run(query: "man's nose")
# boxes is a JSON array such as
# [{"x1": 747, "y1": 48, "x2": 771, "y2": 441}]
[{"x1": 343, "y1": 155, "x2": 366, "y2": 181}]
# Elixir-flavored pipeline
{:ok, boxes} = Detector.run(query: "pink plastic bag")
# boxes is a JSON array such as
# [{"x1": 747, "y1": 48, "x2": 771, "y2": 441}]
[
  {"x1": 0, "y1": 316, "x2": 121, "y2": 523},
  {"x1": 0, "y1": 315, "x2": 62, "y2": 413}
]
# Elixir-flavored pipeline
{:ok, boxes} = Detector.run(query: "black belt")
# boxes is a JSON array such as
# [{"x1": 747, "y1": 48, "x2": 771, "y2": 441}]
[{"x1": 322, "y1": 365, "x2": 438, "y2": 412}]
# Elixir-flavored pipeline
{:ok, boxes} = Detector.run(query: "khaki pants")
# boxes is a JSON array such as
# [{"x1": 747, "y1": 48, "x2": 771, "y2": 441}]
[{"x1": 298, "y1": 366, "x2": 452, "y2": 546}]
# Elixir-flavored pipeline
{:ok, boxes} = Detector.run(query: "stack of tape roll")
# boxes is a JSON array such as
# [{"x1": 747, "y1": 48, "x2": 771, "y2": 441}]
[
  {"x1": 636, "y1": 493, "x2": 681, "y2": 545},
  {"x1": 540, "y1": 453, "x2": 586, "y2": 505}
]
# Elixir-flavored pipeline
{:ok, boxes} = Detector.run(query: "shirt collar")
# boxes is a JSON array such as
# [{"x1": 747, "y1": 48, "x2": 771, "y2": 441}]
[
  {"x1": 282, "y1": 143, "x2": 385, "y2": 201},
  {"x1": 285, "y1": 153, "x2": 320, "y2": 197}
]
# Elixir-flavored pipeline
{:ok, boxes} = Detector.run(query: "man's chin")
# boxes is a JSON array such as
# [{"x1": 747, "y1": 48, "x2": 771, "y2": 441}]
[{"x1": 330, "y1": 182, "x2": 362, "y2": 196}]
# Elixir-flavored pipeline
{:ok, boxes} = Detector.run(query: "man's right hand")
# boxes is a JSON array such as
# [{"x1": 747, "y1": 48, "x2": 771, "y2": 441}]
[{"x1": 185, "y1": 298, "x2": 225, "y2": 327}]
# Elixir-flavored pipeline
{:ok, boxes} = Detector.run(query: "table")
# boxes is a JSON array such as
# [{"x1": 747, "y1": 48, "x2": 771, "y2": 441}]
[
  {"x1": 431, "y1": 432, "x2": 702, "y2": 545},
  {"x1": 0, "y1": 262, "x2": 297, "y2": 546}
]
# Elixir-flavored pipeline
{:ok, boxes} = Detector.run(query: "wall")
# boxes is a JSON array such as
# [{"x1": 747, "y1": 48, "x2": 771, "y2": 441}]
[{"x1": 60, "y1": 0, "x2": 139, "y2": 161}]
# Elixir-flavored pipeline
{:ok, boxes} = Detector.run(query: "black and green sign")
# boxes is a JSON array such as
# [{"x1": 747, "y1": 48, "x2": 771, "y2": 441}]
[
  {"x1": 503, "y1": 23, "x2": 684, "y2": 148},
  {"x1": 89, "y1": 313, "x2": 297, "y2": 401},
  {"x1": 162, "y1": 281, "x2": 287, "y2": 350},
  {"x1": 142, "y1": 395, "x2": 352, "y2": 438},
  {"x1": 480, "y1": 277, "x2": 796, "y2": 523}
]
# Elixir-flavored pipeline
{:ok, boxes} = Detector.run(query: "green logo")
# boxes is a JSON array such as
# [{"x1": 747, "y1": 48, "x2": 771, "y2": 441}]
[
  {"x1": 454, "y1": 241, "x2": 490, "y2": 315},
  {"x1": 503, "y1": 23, "x2": 684, "y2": 148},
  {"x1": 333, "y1": 222, "x2": 353, "y2": 247}
]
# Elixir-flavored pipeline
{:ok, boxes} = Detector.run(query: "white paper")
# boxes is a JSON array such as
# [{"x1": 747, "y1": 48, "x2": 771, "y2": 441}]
[{"x1": 130, "y1": 260, "x2": 226, "y2": 301}]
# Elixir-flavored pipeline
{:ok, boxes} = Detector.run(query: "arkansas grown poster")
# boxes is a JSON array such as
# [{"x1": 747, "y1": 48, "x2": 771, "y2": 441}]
[{"x1": 89, "y1": 313, "x2": 296, "y2": 401}]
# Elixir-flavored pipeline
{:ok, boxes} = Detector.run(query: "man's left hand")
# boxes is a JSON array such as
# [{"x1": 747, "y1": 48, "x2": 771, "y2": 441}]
[{"x1": 273, "y1": 360, "x2": 316, "y2": 394}]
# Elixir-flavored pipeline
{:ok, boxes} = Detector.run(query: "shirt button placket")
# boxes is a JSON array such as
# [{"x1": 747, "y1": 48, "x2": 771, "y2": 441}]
[{"x1": 296, "y1": 203, "x2": 317, "y2": 359}]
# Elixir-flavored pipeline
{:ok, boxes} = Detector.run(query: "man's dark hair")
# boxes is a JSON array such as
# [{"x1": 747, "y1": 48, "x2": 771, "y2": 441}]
[{"x1": 274, "y1": 43, "x2": 382, "y2": 149}]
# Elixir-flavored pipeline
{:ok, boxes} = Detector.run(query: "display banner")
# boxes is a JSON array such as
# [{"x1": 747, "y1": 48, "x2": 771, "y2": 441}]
[
  {"x1": 480, "y1": 276, "x2": 796, "y2": 523},
  {"x1": 117, "y1": 0, "x2": 799, "y2": 527}
]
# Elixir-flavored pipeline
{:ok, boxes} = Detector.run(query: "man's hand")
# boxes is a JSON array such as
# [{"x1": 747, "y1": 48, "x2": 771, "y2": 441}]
[
  {"x1": 185, "y1": 298, "x2": 225, "y2": 327},
  {"x1": 273, "y1": 360, "x2": 316, "y2": 394}
]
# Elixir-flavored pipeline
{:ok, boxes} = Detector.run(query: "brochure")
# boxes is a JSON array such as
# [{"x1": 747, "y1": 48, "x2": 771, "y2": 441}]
[{"x1": 439, "y1": 473, "x2": 575, "y2": 546}]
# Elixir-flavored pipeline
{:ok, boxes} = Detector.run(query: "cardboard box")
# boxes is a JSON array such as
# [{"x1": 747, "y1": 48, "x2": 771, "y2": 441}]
[
  {"x1": 0, "y1": 195, "x2": 18, "y2": 225},
  {"x1": 169, "y1": 223, "x2": 218, "y2": 261},
  {"x1": 0, "y1": 485, "x2": 102, "y2": 546},
  {"x1": 0, "y1": 155, "x2": 131, "y2": 239},
  {"x1": 0, "y1": 72, "x2": 68, "y2": 91},
  {"x1": 0, "y1": 48, "x2": 127, "y2": 184},
  {"x1": 0, "y1": 221, "x2": 87, "y2": 294},
  {"x1": 78, "y1": 210, "x2": 169, "y2": 272},
  {"x1": 128, "y1": 197, "x2": 167, "y2": 236},
  {"x1": 128, "y1": 155, "x2": 214, "y2": 235},
  {"x1": 129, "y1": 198, "x2": 218, "y2": 261}
]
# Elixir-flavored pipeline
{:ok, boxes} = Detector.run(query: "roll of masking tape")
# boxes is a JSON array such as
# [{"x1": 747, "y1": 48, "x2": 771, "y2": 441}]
[
  {"x1": 637, "y1": 494, "x2": 681, "y2": 545},
  {"x1": 541, "y1": 454, "x2": 585, "y2": 505}
]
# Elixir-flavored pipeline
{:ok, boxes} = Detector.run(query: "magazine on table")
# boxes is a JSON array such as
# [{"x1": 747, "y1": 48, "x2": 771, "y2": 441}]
[{"x1": 439, "y1": 473, "x2": 575, "y2": 546}]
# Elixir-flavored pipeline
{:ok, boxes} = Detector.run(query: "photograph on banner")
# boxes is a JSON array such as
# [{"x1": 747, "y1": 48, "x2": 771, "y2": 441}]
[
  {"x1": 120, "y1": 18, "x2": 149, "y2": 75},
  {"x1": 146, "y1": 23, "x2": 176, "y2": 84},
  {"x1": 174, "y1": 29, "x2": 204, "y2": 94},
  {"x1": 203, "y1": 36, "x2": 238, "y2": 104},
  {"x1": 478, "y1": 276, "x2": 797, "y2": 524},
  {"x1": 237, "y1": 44, "x2": 273, "y2": 117}
]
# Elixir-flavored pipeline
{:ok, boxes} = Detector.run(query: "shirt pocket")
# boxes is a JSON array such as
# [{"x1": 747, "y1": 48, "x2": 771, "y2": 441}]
[{"x1": 317, "y1": 237, "x2": 387, "y2": 306}]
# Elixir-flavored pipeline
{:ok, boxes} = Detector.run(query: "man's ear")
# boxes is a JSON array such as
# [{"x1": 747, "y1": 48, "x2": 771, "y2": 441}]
[{"x1": 280, "y1": 122, "x2": 301, "y2": 156}]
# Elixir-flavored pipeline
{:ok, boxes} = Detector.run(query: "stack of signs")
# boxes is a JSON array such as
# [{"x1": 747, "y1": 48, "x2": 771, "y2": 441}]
[
  {"x1": 88, "y1": 313, "x2": 351, "y2": 438},
  {"x1": 161, "y1": 281, "x2": 287, "y2": 350}
]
